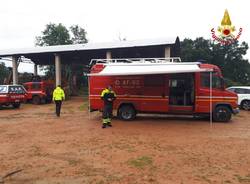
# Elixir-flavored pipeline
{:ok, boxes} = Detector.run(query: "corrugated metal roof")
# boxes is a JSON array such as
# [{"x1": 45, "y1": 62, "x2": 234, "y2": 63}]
[{"x1": 0, "y1": 37, "x2": 178, "y2": 57}]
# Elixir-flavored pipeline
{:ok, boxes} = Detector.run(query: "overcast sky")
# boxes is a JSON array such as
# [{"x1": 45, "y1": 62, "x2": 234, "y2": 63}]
[{"x1": 0, "y1": 0, "x2": 249, "y2": 73}]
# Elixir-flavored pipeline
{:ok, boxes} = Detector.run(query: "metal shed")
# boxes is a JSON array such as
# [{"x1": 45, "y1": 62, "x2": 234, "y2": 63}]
[{"x1": 0, "y1": 37, "x2": 180, "y2": 85}]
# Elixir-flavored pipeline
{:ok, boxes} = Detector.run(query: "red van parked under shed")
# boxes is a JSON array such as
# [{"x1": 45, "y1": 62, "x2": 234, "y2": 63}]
[{"x1": 88, "y1": 58, "x2": 239, "y2": 122}]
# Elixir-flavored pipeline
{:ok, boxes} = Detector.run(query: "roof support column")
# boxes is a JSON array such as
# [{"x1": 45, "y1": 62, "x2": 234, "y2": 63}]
[
  {"x1": 106, "y1": 51, "x2": 112, "y2": 59},
  {"x1": 34, "y1": 64, "x2": 38, "y2": 76},
  {"x1": 164, "y1": 47, "x2": 170, "y2": 58},
  {"x1": 55, "y1": 54, "x2": 61, "y2": 86},
  {"x1": 12, "y1": 56, "x2": 18, "y2": 84}
]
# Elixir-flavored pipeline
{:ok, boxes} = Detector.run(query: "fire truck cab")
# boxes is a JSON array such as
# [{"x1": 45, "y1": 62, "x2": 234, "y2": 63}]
[
  {"x1": 88, "y1": 58, "x2": 239, "y2": 122},
  {"x1": 23, "y1": 81, "x2": 54, "y2": 104}
]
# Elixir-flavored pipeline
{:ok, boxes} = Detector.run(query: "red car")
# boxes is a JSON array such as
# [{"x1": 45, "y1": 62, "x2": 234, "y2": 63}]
[
  {"x1": 0, "y1": 85, "x2": 27, "y2": 109},
  {"x1": 23, "y1": 81, "x2": 54, "y2": 104}
]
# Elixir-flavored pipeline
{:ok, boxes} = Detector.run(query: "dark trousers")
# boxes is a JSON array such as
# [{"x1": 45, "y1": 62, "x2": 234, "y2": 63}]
[
  {"x1": 102, "y1": 105, "x2": 113, "y2": 124},
  {"x1": 55, "y1": 100, "x2": 62, "y2": 117}
]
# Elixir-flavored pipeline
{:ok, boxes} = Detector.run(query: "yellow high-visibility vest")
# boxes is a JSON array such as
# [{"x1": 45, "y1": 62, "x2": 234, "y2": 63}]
[{"x1": 53, "y1": 87, "x2": 65, "y2": 101}]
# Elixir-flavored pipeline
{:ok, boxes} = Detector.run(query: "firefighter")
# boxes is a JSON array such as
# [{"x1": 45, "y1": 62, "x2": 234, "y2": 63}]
[
  {"x1": 53, "y1": 85, "x2": 65, "y2": 117},
  {"x1": 101, "y1": 85, "x2": 116, "y2": 128}
]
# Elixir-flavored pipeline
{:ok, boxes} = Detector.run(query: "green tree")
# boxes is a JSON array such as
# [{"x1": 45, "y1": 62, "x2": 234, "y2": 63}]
[
  {"x1": 0, "y1": 62, "x2": 10, "y2": 84},
  {"x1": 36, "y1": 23, "x2": 73, "y2": 78},
  {"x1": 36, "y1": 23, "x2": 88, "y2": 77},
  {"x1": 181, "y1": 37, "x2": 249, "y2": 85},
  {"x1": 181, "y1": 37, "x2": 212, "y2": 62},
  {"x1": 70, "y1": 25, "x2": 88, "y2": 44},
  {"x1": 36, "y1": 23, "x2": 72, "y2": 46},
  {"x1": 36, "y1": 23, "x2": 88, "y2": 94},
  {"x1": 212, "y1": 41, "x2": 249, "y2": 85}
]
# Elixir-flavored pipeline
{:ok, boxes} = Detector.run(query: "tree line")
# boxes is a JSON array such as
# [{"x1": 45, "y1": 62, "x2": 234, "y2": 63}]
[
  {"x1": 181, "y1": 38, "x2": 249, "y2": 86},
  {"x1": 0, "y1": 63, "x2": 10, "y2": 84}
]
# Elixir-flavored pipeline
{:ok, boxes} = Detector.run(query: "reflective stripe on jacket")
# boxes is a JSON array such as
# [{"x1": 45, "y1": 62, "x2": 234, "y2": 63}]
[
  {"x1": 101, "y1": 89, "x2": 116, "y2": 98},
  {"x1": 53, "y1": 87, "x2": 65, "y2": 101}
]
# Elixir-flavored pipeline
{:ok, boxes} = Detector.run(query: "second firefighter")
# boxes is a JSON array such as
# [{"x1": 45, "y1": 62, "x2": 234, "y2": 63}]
[{"x1": 101, "y1": 85, "x2": 116, "y2": 128}]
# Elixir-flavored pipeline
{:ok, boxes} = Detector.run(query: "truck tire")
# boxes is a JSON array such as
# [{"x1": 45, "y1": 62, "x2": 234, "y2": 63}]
[
  {"x1": 32, "y1": 96, "x2": 41, "y2": 105},
  {"x1": 118, "y1": 105, "x2": 136, "y2": 121},
  {"x1": 212, "y1": 106, "x2": 232, "y2": 122},
  {"x1": 12, "y1": 103, "x2": 21, "y2": 109},
  {"x1": 240, "y1": 100, "x2": 250, "y2": 110}
]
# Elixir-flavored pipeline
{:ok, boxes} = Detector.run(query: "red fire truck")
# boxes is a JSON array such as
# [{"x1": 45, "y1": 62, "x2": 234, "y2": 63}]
[
  {"x1": 88, "y1": 58, "x2": 239, "y2": 122},
  {"x1": 23, "y1": 81, "x2": 54, "y2": 104}
]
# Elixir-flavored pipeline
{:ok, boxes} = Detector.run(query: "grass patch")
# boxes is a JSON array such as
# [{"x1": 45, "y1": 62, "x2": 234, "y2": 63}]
[
  {"x1": 63, "y1": 105, "x2": 74, "y2": 109},
  {"x1": 96, "y1": 180, "x2": 105, "y2": 184},
  {"x1": 68, "y1": 159, "x2": 78, "y2": 166},
  {"x1": 195, "y1": 174, "x2": 212, "y2": 184},
  {"x1": 235, "y1": 174, "x2": 250, "y2": 183},
  {"x1": 128, "y1": 156, "x2": 153, "y2": 169},
  {"x1": 105, "y1": 174, "x2": 122, "y2": 183},
  {"x1": 63, "y1": 105, "x2": 76, "y2": 113},
  {"x1": 79, "y1": 102, "x2": 88, "y2": 111},
  {"x1": 112, "y1": 141, "x2": 135, "y2": 152}
]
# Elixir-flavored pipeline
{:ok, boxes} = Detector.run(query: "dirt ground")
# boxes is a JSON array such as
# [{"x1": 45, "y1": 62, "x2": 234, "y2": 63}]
[{"x1": 1, "y1": 97, "x2": 250, "y2": 184}]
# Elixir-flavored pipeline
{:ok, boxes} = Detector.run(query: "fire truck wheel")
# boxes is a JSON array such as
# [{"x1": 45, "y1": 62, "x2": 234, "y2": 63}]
[
  {"x1": 118, "y1": 105, "x2": 136, "y2": 121},
  {"x1": 32, "y1": 96, "x2": 41, "y2": 105},
  {"x1": 12, "y1": 103, "x2": 21, "y2": 109},
  {"x1": 241, "y1": 100, "x2": 250, "y2": 110},
  {"x1": 212, "y1": 106, "x2": 232, "y2": 122}
]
